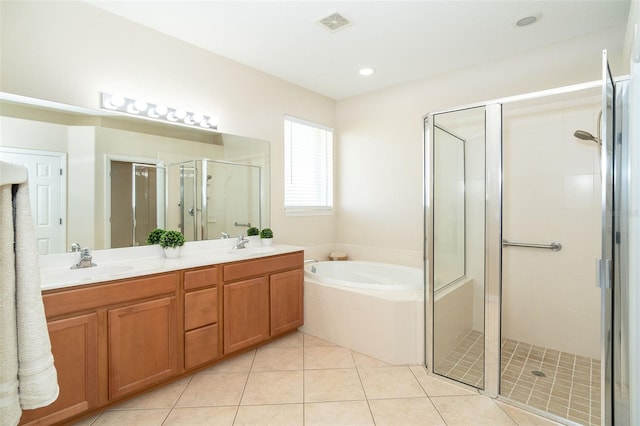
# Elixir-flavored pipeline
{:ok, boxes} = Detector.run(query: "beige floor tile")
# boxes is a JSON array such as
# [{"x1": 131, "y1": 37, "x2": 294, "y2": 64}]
[
  {"x1": 175, "y1": 372, "x2": 248, "y2": 407},
  {"x1": 409, "y1": 365, "x2": 477, "y2": 396},
  {"x1": 496, "y1": 401, "x2": 562, "y2": 426},
  {"x1": 163, "y1": 406, "x2": 237, "y2": 426},
  {"x1": 91, "y1": 408, "x2": 169, "y2": 425},
  {"x1": 431, "y1": 395, "x2": 517, "y2": 425},
  {"x1": 304, "y1": 401, "x2": 374, "y2": 426},
  {"x1": 108, "y1": 376, "x2": 192, "y2": 410},
  {"x1": 304, "y1": 368, "x2": 365, "y2": 402},
  {"x1": 369, "y1": 397, "x2": 446, "y2": 426},
  {"x1": 304, "y1": 334, "x2": 335, "y2": 347},
  {"x1": 241, "y1": 370, "x2": 303, "y2": 405},
  {"x1": 234, "y1": 404, "x2": 304, "y2": 425},
  {"x1": 252, "y1": 346, "x2": 303, "y2": 371},
  {"x1": 260, "y1": 331, "x2": 304, "y2": 348},
  {"x1": 358, "y1": 366, "x2": 425, "y2": 399},
  {"x1": 70, "y1": 412, "x2": 101, "y2": 425},
  {"x1": 197, "y1": 350, "x2": 256, "y2": 374},
  {"x1": 352, "y1": 352, "x2": 390, "y2": 368},
  {"x1": 304, "y1": 345, "x2": 355, "y2": 369}
]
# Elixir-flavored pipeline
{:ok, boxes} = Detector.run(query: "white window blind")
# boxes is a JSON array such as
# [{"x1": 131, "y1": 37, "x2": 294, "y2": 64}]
[{"x1": 284, "y1": 115, "x2": 333, "y2": 211}]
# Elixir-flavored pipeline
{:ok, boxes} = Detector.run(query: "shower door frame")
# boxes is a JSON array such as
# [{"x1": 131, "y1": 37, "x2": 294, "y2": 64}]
[{"x1": 424, "y1": 78, "x2": 619, "y2": 415}]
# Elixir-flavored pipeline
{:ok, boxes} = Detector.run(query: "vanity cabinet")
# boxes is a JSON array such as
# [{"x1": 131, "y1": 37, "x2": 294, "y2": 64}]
[
  {"x1": 223, "y1": 252, "x2": 304, "y2": 354},
  {"x1": 19, "y1": 313, "x2": 99, "y2": 426},
  {"x1": 24, "y1": 250, "x2": 303, "y2": 425},
  {"x1": 183, "y1": 266, "x2": 221, "y2": 369},
  {"x1": 108, "y1": 296, "x2": 178, "y2": 399},
  {"x1": 20, "y1": 272, "x2": 179, "y2": 426}
]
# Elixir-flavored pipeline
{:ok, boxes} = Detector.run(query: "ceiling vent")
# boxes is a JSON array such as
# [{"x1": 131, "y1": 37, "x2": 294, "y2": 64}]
[{"x1": 318, "y1": 12, "x2": 351, "y2": 32}]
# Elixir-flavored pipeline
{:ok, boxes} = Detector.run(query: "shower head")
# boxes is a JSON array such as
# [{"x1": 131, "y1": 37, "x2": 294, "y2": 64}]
[{"x1": 573, "y1": 130, "x2": 601, "y2": 144}]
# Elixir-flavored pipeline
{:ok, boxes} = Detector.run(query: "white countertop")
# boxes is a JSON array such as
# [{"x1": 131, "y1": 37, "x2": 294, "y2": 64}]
[{"x1": 39, "y1": 239, "x2": 304, "y2": 291}]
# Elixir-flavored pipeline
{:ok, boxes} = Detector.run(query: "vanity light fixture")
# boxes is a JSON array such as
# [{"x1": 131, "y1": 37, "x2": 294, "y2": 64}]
[{"x1": 100, "y1": 92, "x2": 218, "y2": 130}]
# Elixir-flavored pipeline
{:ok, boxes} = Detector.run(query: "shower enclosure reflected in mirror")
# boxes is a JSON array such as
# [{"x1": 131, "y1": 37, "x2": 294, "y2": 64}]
[
  {"x1": 168, "y1": 159, "x2": 261, "y2": 242},
  {"x1": 428, "y1": 106, "x2": 486, "y2": 389}
]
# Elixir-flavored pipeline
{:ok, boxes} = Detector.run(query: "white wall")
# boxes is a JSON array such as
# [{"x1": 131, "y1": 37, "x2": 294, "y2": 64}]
[
  {"x1": 0, "y1": 0, "x2": 337, "y2": 248},
  {"x1": 335, "y1": 25, "x2": 626, "y2": 267}
]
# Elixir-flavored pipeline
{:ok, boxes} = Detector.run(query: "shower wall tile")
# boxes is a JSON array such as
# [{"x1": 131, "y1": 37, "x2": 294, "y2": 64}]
[
  {"x1": 563, "y1": 175, "x2": 595, "y2": 209},
  {"x1": 502, "y1": 100, "x2": 601, "y2": 360}
]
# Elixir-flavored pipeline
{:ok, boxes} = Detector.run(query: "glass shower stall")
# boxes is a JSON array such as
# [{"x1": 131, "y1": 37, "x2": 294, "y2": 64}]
[{"x1": 424, "y1": 52, "x2": 630, "y2": 425}]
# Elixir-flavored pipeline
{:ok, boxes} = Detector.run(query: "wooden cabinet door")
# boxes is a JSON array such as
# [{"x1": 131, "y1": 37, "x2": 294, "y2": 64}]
[
  {"x1": 270, "y1": 269, "x2": 304, "y2": 336},
  {"x1": 223, "y1": 277, "x2": 269, "y2": 354},
  {"x1": 20, "y1": 313, "x2": 98, "y2": 426},
  {"x1": 108, "y1": 296, "x2": 177, "y2": 399}
]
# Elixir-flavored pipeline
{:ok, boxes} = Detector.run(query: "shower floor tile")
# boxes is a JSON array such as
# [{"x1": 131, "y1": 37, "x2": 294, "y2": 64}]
[{"x1": 435, "y1": 331, "x2": 601, "y2": 426}]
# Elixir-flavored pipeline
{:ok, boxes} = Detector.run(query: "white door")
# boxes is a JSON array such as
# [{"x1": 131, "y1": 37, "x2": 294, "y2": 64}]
[{"x1": 0, "y1": 149, "x2": 66, "y2": 254}]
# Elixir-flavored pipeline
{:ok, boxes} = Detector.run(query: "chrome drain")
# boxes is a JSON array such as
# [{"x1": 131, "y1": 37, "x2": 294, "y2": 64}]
[{"x1": 531, "y1": 370, "x2": 546, "y2": 377}]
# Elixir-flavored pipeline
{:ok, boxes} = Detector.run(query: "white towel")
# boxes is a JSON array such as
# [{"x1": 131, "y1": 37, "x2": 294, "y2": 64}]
[{"x1": 0, "y1": 183, "x2": 59, "y2": 426}]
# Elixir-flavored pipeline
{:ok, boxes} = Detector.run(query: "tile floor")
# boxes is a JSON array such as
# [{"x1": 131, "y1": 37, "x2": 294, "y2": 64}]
[
  {"x1": 436, "y1": 330, "x2": 599, "y2": 426},
  {"x1": 71, "y1": 331, "x2": 560, "y2": 426}
]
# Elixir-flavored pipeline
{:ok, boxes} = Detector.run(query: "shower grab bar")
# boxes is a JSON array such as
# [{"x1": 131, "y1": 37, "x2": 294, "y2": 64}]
[{"x1": 502, "y1": 239, "x2": 562, "y2": 252}]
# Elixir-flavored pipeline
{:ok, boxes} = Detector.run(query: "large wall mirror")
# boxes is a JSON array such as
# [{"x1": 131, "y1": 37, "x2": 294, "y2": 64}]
[{"x1": 0, "y1": 93, "x2": 270, "y2": 255}]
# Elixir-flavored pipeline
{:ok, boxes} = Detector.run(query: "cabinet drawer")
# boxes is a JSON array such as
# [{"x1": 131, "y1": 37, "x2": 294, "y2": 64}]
[
  {"x1": 43, "y1": 273, "x2": 178, "y2": 318},
  {"x1": 184, "y1": 287, "x2": 218, "y2": 331},
  {"x1": 223, "y1": 251, "x2": 303, "y2": 281},
  {"x1": 185, "y1": 324, "x2": 220, "y2": 369},
  {"x1": 184, "y1": 267, "x2": 217, "y2": 291}
]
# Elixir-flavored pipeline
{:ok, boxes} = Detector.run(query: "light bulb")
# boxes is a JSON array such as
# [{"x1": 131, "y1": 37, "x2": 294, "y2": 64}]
[
  {"x1": 155, "y1": 104, "x2": 168, "y2": 116},
  {"x1": 175, "y1": 109, "x2": 187, "y2": 120}
]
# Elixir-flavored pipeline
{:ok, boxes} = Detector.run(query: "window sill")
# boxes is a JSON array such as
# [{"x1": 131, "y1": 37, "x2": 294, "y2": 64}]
[{"x1": 284, "y1": 208, "x2": 334, "y2": 217}]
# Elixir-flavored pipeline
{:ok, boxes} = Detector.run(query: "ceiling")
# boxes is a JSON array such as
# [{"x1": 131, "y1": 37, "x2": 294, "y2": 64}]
[{"x1": 89, "y1": 1, "x2": 631, "y2": 100}]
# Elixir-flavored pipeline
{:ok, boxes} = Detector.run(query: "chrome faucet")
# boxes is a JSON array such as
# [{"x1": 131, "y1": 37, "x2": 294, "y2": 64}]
[
  {"x1": 71, "y1": 247, "x2": 97, "y2": 269},
  {"x1": 221, "y1": 232, "x2": 230, "y2": 239},
  {"x1": 233, "y1": 235, "x2": 249, "y2": 249},
  {"x1": 70, "y1": 242, "x2": 81, "y2": 252}
]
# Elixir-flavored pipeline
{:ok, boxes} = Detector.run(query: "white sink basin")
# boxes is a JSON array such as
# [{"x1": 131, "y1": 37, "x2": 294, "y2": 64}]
[{"x1": 42, "y1": 264, "x2": 135, "y2": 285}]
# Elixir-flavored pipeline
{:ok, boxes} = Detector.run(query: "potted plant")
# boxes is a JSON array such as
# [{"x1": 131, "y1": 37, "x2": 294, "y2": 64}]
[
  {"x1": 146, "y1": 228, "x2": 165, "y2": 245},
  {"x1": 259, "y1": 228, "x2": 273, "y2": 246},
  {"x1": 159, "y1": 230, "x2": 185, "y2": 258},
  {"x1": 246, "y1": 226, "x2": 260, "y2": 245}
]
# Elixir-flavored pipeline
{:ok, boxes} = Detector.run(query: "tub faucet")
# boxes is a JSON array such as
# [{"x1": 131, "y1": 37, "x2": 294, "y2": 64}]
[
  {"x1": 304, "y1": 258, "x2": 319, "y2": 265},
  {"x1": 71, "y1": 247, "x2": 97, "y2": 269},
  {"x1": 233, "y1": 235, "x2": 249, "y2": 250}
]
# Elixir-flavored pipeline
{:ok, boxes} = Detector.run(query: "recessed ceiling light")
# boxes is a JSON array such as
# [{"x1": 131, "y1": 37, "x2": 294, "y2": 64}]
[
  {"x1": 359, "y1": 68, "x2": 374, "y2": 76},
  {"x1": 514, "y1": 14, "x2": 541, "y2": 27}
]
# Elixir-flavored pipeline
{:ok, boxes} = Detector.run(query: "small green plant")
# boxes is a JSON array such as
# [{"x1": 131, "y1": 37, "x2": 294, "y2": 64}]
[
  {"x1": 159, "y1": 230, "x2": 185, "y2": 248},
  {"x1": 259, "y1": 228, "x2": 273, "y2": 239},
  {"x1": 146, "y1": 228, "x2": 166, "y2": 245},
  {"x1": 247, "y1": 227, "x2": 260, "y2": 236}
]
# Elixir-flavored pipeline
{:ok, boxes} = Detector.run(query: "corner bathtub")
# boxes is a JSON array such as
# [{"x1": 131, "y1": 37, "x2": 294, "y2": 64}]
[{"x1": 300, "y1": 261, "x2": 424, "y2": 365}]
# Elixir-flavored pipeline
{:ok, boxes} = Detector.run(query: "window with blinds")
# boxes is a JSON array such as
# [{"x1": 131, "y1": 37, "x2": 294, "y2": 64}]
[{"x1": 284, "y1": 115, "x2": 333, "y2": 213}]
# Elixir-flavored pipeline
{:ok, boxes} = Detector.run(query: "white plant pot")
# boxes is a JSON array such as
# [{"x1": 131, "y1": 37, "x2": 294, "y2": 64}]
[
  {"x1": 247, "y1": 235, "x2": 260, "y2": 246},
  {"x1": 163, "y1": 247, "x2": 181, "y2": 258},
  {"x1": 261, "y1": 238, "x2": 273, "y2": 246}
]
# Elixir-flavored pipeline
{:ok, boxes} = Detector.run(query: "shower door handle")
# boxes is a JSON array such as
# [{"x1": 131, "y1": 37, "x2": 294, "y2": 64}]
[{"x1": 596, "y1": 258, "x2": 612, "y2": 289}]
